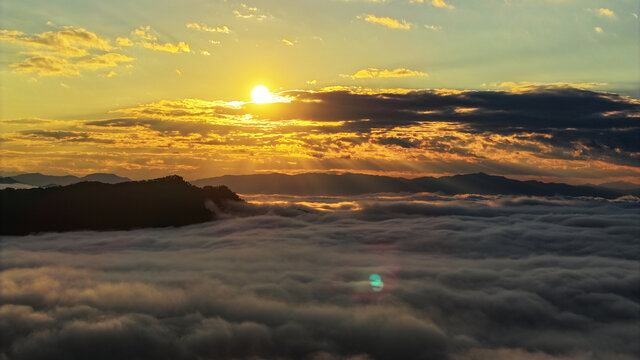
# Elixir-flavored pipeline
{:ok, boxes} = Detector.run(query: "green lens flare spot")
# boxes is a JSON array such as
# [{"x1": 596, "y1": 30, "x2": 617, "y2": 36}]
[{"x1": 369, "y1": 273, "x2": 384, "y2": 292}]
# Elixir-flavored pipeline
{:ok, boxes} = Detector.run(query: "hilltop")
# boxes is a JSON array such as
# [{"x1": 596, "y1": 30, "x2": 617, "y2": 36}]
[{"x1": 0, "y1": 176, "x2": 241, "y2": 235}]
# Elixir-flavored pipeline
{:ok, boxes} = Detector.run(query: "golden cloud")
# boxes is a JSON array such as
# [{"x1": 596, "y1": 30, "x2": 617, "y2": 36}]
[
  {"x1": 411, "y1": 0, "x2": 454, "y2": 9},
  {"x1": 75, "y1": 53, "x2": 134, "y2": 70},
  {"x1": 186, "y1": 23, "x2": 230, "y2": 33},
  {"x1": 116, "y1": 37, "x2": 134, "y2": 46},
  {"x1": 9, "y1": 56, "x2": 77, "y2": 76},
  {"x1": 360, "y1": 14, "x2": 411, "y2": 30},
  {"x1": 130, "y1": 26, "x2": 191, "y2": 53},
  {"x1": 344, "y1": 68, "x2": 428, "y2": 79},
  {"x1": 589, "y1": 8, "x2": 616, "y2": 18},
  {"x1": 497, "y1": 81, "x2": 607, "y2": 93},
  {"x1": 141, "y1": 41, "x2": 190, "y2": 53},
  {"x1": 431, "y1": 0, "x2": 454, "y2": 9},
  {"x1": 10, "y1": 53, "x2": 133, "y2": 76},
  {"x1": 131, "y1": 26, "x2": 157, "y2": 41},
  {"x1": 1, "y1": 26, "x2": 134, "y2": 76},
  {"x1": 233, "y1": 4, "x2": 269, "y2": 20},
  {"x1": 0, "y1": 26, "x2": 112, "y2": 58},
  {"x1": 2, "y1": 86, "x2": 637, "y2": 181}
]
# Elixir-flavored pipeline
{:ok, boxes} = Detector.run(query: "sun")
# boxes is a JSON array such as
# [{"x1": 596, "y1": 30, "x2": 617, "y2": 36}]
[{"x1": 251, "y1": 85, "x2": 274, "y2": 103}]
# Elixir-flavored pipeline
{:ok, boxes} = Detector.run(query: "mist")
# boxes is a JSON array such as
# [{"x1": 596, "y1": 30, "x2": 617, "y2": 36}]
[{"x1": 1, "y1": 194, "x2": 638, "y2": 360}]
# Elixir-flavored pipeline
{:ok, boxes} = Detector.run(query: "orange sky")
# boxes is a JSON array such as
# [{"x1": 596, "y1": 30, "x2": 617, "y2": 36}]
[{"x1": 1, "y1": 0, "x2": 638, "y2": 183}]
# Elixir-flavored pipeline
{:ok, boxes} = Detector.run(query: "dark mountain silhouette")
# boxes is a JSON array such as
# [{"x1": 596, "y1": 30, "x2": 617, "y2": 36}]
[
  {"x1": 0, "y1": 175, "x2": 241, "y2": 235},
  {"x1": 0, "y1": 177, "x2": 19, "y2": 184},
  {"x1": 7, "y1": 172, "x2": 131, "y2": 187},
  {"x1": 594, "y1": 181, "x2": 640, "y2": 191},
  {"x1": 0, "y1": 177, "x2": 37, "y2": 189},
  {"x1": 192, "y1": 172, "x2": 635, "y2": 198},
  {"x1": 193, "y1": 173, "x2": 420, "y2": 196}
]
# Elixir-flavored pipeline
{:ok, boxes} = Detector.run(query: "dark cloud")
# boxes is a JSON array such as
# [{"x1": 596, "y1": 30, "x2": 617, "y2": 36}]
[
  {"x1": 250, "y1": 87, "x2": 639, "y2": 166},
  {"x1": 376, "y1": 137, "x2": 420, "y2": 148},
  {"x1": 1, "y1": 194, "x2": 638, "y2": 360},
  {"x1": 273, "y1": 87, "x2": 638, "y2": 131},
  {"x1": 0, "y1": 119, "x2": 52, "y2": 125},
  {"x1": 84, "y1": 118, "x2": 236, "y2": 136},
  {"x1": 19, "y1": 130, "x2": 114, "y2": 144}
]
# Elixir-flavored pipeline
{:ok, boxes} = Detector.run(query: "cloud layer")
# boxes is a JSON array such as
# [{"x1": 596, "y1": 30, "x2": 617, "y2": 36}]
[
  {"x1": 1, "y1": 194, "x2": 639, "y2": 359},
  {"x1": 0, "y1": 85, "x2": 638, "y2": 181}
]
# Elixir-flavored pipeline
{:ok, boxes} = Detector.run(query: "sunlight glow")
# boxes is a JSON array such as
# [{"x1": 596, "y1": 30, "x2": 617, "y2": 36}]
[{"x1": 251, "y1": 85, "x2": 275, "y2": 103}]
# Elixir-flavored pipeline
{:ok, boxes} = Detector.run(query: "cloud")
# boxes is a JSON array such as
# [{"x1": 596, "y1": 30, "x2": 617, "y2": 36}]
[
  {"x1": 597, "y1": 8, "x2": 615, "y2": 18},
  {"x1": 19, "y1": 130, "x2": 114, "y2": 143},
  {"x1": 282, "y1": 38, "x2": 295, "y2": 46},
  {"x1": 116, "y1": 37, "x2": 133, "y2": 46},
  {"x1": 430, "y1": 0, "x2": 454, "y2": 9},
  {"x1": 233, "y1": 3, "x2": 270, "y2": 20},
  {"x1": 20, "y1": 130, "x2": 89, "y2": 140},
  {"x1": 75, "y1": 52, "x2": 134, "y2": 69},
  {"x1": 3, "y1": 85, "x2": 638, "y2": 181},
  {"x1": 497, "y1": 81, "x2": 606, "y2": 93},
  {"x1": 0, "y1": 26, "x2": 133, "y2": 76},
  {"x1": 588, "y1": 8, "x2": 616, "y2": 19},
  {"x1": 8, "y1": 52, "x2": 133, "y2": 76},
  {"x1": 344, "y1": 68, "x2": 428, "y2": 79},
  {"x1": 9, "y1": 55, "x2": 77, "y2": 75},
  {"x1": 424, "y1": 25, "x2": 443, "y2": 31},
  {"x1": 1, "y1": 194, "x2": 638, "y2": 359},
  {"x1": 130, "y1": 26, "x2": 191, "y2": 53},
  {"x1": 336, "y1": 0, "x2": 388, "y2": 2},
  {"x1": 186, "y1": 23, "x2": 230, "y2": 33},
  {"x1": 411, "y1": 0, "x2": 454, "y2": 9},
  {"x1": 131, "y1": 26, "x2": 157, "y2": 41},
  {"x1": 0, "y1": 26, "x2": 112, "y2": 57},
  {"x1": 376, "y1": 136, "x2": 420, "y2": 148},
  {"x1": 141, "y1": 41, "x2": 191, "y2": 53},
  {"x1": 360, "y1": 14, "x2": 411, "y2": 30}
]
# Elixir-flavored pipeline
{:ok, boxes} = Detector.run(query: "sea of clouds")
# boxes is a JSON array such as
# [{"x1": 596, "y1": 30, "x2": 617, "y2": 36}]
[{"x1": 1, "y1": 193, "x2": 639, "y2": 360}]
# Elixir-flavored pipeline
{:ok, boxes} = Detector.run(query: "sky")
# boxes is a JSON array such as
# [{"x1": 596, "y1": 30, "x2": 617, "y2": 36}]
[{"x1": 0, "y1": 0, "x2": 638, "y2": 182}]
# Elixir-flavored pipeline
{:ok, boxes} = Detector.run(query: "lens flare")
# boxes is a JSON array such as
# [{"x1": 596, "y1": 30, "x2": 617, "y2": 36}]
[{"x1": 369, "y1": 273, "x2": 383, "y2": 292}]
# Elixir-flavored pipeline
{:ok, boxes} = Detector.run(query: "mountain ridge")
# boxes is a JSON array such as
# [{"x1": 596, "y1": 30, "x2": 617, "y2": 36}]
[
  {"x1": 0, "y1": 175, "x2": 241, "y2": 235},
  {"x1": 192, "y1": 172, "x2": 638, "y2": 198},
  {"x1": 1, "y1": 172, "x2": 131, "y2": 187}
]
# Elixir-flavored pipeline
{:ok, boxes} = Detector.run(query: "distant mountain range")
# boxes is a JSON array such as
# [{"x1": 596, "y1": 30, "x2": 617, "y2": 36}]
[
  {"x1": 3, "y1": 172, "x2": 638, "y2": 198},
  {"x1": 0, "y1": 176, "x2": 240, "y2": 235},
  {"x1": 192, "y1": 172, "x2": 640, "y2": 198},
  {"x1": 585, "y1": 181, "x2": 640, "y2": 191},
  {"x1": 2, "y1": 172, "x2": 637, "y2": 235},
  {"x1": 0, "y1": 172, "x2": 130, "y2": 188}
]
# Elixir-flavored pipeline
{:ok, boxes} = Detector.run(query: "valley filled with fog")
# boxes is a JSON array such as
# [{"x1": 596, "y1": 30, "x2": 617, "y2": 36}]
[{"x1": 2, "y1": 193, "x2": 639, "y2": 360}]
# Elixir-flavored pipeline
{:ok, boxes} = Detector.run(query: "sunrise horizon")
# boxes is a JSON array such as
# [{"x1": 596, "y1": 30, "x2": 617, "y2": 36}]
[
  {"x1": 1, "y1": 1, "x2": 639, "y2": 360},
  {"x1": 2, "y1": 0, "x2": 639, "y2": 185}
]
